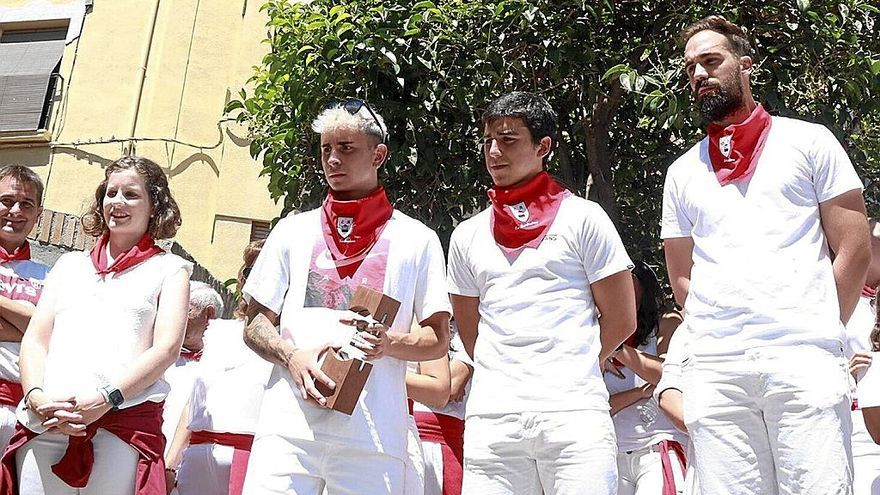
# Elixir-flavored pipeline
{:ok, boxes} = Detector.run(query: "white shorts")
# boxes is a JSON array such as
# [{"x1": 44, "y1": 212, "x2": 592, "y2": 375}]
[
  {"x1": 176, "y1": 443, "x2": 235, "y2": 495},
  {"x1": 16, "y1": 429, "x2": 139, "y2": 495},
  {"x1": 683, "y1": 344, "x2": 853, "y2": 495},
  {"x1": 241, "y1": 434, "x2": 405, "y2": 495},
  {"x1": 463, "y1": 409, "x2": 617, "y2": 495},
  {"x1": 617, "y1": 442, "x2": 686, "y2": 495}
]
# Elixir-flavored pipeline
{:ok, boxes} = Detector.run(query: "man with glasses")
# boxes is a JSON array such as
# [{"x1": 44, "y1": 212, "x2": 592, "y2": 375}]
[{"x1": 240, "y1": 99, "x2": 451, "y2": 494}]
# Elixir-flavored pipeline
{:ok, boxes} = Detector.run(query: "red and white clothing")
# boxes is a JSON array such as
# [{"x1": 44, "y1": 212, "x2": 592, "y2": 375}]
[
  {"x1": 11, "y1": 250, "x2": 191, "y2": 493},
  {"x1": 0, "y1": 256, "x2": 48, "y2": 452},
  {"x1": 605, "y1": 335, "x2": 687, "y2": 495},
  {"x1": 162, "y1": 352, "x2": 201, "y2": 456},
  {"x1": 661, "y1": 116, "x2": 860, "y2": 494},
  {"x1": 175, "y1": 318, "x2": 272, "y2": 495},
  {"x1": 241, "y1": 207, "x2": 450, "y2": 495},
  {"x1": 448, "y1": 193, "x2": 632, "y2": 494},
  {"x1": 845, "y1": 295, "x2": 880, "y2": 495}
]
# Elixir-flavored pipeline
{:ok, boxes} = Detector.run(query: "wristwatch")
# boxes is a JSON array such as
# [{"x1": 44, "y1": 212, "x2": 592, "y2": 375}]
[{"x1": 99, "y1": 385, "x2": 124, "y2": 411}]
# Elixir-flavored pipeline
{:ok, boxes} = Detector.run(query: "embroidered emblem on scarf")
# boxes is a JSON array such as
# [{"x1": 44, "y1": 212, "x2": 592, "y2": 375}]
[
  {"x1": 707, "y1": 104, "x2": 772, "y2": 186},
  {"x1": 320, "y1": 187, "x2": 393, "y2": 278},
  {"x1": 487, "y1": 171, "x2": 569, "y2": 255}
]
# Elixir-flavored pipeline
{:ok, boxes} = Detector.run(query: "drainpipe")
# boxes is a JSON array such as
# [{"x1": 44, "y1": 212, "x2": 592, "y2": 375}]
[{"x1": 126, "y1": 0, "x2": 161, "y2": 155}]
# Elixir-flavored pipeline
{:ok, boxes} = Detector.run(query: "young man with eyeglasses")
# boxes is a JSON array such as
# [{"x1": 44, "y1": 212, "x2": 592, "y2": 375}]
[
  {"x1": 662, "y1": 16, "x2": 868, "y2": 494},
  {"x1": 240, "y1": 99, "x2": 451, "y2": 495},
  {"x1": 447, "y1": 92, "x2": 636, "y2": 494}
]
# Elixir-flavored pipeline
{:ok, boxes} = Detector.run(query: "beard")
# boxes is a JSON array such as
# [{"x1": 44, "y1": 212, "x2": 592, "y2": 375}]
[{"x1": 694, "y1": 74, "x2": 745, "y2": 123}]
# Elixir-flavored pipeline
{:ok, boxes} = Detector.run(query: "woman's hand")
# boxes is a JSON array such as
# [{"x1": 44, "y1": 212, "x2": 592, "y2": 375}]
[
  {"x1": 28, "y1": 390, "x2": 84, "y2": 436},
  {"x1": 851, "y1": 351, "x2": 873, "y2": 381},
  {"x1": 71, "y1": 389, "x2": 113, "y2": 426}
]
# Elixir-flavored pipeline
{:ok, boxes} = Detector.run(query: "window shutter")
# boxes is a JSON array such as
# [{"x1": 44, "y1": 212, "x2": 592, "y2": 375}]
[{"x1": 0, "y1": 29, "x2": 66, "y2": 132}]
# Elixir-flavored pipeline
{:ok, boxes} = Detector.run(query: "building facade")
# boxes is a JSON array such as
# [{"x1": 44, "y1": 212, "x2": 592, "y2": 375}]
[{"x1": 0, "y1": 0, "x2": 281, "y2": 281}]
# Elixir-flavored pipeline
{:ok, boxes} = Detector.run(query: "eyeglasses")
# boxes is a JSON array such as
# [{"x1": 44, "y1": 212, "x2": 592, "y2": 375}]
[{"x1": 324, "y1": 98, "x2": 386, "y2": 142}]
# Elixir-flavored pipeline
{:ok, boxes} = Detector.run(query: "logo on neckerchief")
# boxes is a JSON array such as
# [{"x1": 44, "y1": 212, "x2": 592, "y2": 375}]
[
  {"x1": 337, "y1": 217, "x2": 354, "y2": 240},
  {"x1": 719, "y1": 134, "x2": 733, "y2": 160},
  {"x1": 508, "y1": 202, "x2": 530, "y2": 224}
]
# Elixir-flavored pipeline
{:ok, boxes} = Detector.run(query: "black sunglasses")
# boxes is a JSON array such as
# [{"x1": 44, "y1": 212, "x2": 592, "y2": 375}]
[{"x1": 324, "y1": 98, "x2": 386, "y2": 142}]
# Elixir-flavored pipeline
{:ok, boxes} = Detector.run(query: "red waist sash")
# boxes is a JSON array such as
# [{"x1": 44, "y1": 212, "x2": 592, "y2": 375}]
[
  {"x1": 659, "y1": 439, "x2": 687, "y2": 495},
  {"x1": 0, "y1": 380, "x2": 22, "y2": 408},
  {"x1": 189, "y1": 430, "x2": 254, "y2": 495},
  {"x1": 414, "y1": 411, "x2": 465, "y2": 495},
  {"x1": 0, "y1": 400, "x2": 165, "y2": 494}
]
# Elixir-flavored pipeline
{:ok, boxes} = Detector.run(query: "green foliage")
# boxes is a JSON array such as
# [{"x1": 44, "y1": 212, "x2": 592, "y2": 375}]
[{"x1": 231, "y1": 0, "x2": 880, "y2": 277}]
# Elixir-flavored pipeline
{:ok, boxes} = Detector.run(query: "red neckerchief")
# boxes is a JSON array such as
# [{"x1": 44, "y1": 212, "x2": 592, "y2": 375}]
[
  {"x1": 862, "y1": 284, "x2": 877, "y2": 299},
  {"x1": 320, "y1": 187, "x2": 393, "y2": 279},
  {"x1": 180, "y1": 349, "x2": 202, "y2": 362},
  {"x1": 707, "y1": 104, "x2": 772, "y2": 186},
  {"x1": 487, "y1": 171, "x2": 569, "y2": 255},
  {"x1": 0, "y1": 401, "x2": 166, "y2": 494},
  {"x1": 90, "y1": 232, "x2": 164, "y2": 276},
  {"x1": 0, "y1": 242, "x2": 30, "y2": 263}
]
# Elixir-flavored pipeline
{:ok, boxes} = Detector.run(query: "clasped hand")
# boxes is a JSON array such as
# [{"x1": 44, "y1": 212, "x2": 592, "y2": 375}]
[{"x1": 28, "y1": 389, "x2": 111, "y2": 436}]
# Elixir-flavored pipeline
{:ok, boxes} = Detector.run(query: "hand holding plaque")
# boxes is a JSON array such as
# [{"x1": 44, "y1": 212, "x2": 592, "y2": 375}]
[{"x1": 312, "y1": 286, "x2": 401, "y2": 415}]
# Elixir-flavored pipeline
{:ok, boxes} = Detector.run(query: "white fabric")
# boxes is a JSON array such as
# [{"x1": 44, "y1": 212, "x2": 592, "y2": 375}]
[
  {"x1": 0, "y1": 258, "x2": 49, "y2": 382},
  {"x1": 0, "y1": 404, "x2": 15, "y2": 454},
  {"x1": 447, "y1": 194, "x2": 633, "y2": 417},
  {"x1": 462, "y1": 409, "x2": 618, "y2": 495},
  {"x1": 241, "y1": 435, "x2": 405, "y2": 495},
  {"x1": 682, "y1": 344, "x2": 852, "y2": 494},
  {"x1": 242, "y1": 208, "x2": 450, "y2": 464},
  {"x1": 38, "y1": 252, "x2": 192, "y2": 411},
  {"x1": 175, "y1": 443, "x2": 235, "y2": 495},
  {"x1": 187, "y1": 318, "x2": 272, "y2": 434},
  {"x1": 605, "y1": 335, "x2": 683, "y2": 451},
  {"x1": 421, "y1": 440, "x2": 445, "y2": 495},
  {"x1": 661, "y1": 117, "x2": 863, "y2": 356},
  {"x1": 845, "y1": 296, "x2": 880, "y2": 494},
  {"x1": 162, "y1": 356, "x2": 200, "y2": 454},
  {"x1": 655, "y1": 326, "x2": 688, "y2": 401},
  {"x1": 403, "y1": 415, "x2": 425, "y2": 495},
  {"x1": 617, "y1": 444, "x2": 686, "y2": 495},
  {"x1": 16, "y1": 428, "x2": 139, "y2": 494}
]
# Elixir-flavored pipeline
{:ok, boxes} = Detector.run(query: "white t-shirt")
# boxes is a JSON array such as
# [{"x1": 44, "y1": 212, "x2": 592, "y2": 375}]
[
  {"x1": 243, "y1": 208, "x2": 450, "y2": 461},
  {"x1": 0, "y1": 257, "x2": 50, "y2": 383},
  {"x1": 661, "y1": 117, "x2": 863, "y2": 356},
  {"x1": 40, "y1": 251, "x2": 192, "y2": 409},
  {"x1": 604, "y1": 335, "x2": 682, "y2": 451},
  {"x1": 187, "y1": 318, "x2": 272, "y2": 434},
  {"x1": 447, "y1": 194, "x2": 633, "y2": 417},
  {"x1": 162, "y1": 354, "x2": 200, "y2": 451}
]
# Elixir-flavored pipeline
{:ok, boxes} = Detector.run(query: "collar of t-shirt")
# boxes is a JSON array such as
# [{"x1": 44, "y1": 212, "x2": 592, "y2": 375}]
[
  {"x1": 320, "y1": 186, "x2": 393, "y2": 278},
  {"x1": 0, "y1": 242, "x2": 30, "y2": 263},
  {"x1": 707, "y1": 104, "x2": 772, "y2": 186},
  {"x1": 90, "y1": 232, "x2": 164, "y2": 276},
  {"x1": 487, "y1": 171, "x2": 570, "y2": 255}
]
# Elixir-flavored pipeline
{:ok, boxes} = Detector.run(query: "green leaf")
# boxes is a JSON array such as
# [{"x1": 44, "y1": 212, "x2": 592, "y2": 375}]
[{"x1": 602, "y1": 63, "x2": 629, "y2": 82}]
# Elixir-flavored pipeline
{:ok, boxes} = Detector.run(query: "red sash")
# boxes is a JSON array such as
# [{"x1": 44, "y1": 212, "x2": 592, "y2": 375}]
[
  {"x1": 414, "y1": 411, "x2": 464, "y2": 495},
  {"x1": 90, "y1": 232, "x2": 164, "y2": 276},
  {"x1": 320, "y1": 187, "x2": 393, "y2": 278},
  {"x1": 0, "y1": 380, "x2": 22, "y2": 408},
  {"x1": 487, "y1": 172, "x2": 569, "y2": 255},
  {"x1": 707, "y1": 104, "x2": 772, "y2": 186},
  {"x1": 0, "y1": 243, "x2": 30, "y2": 263},
  {"x1": 189, "y1": 430, "x2": 254, "y2": 495},
  {"x1": 179, "y1": 349, "x2": 202, "y2": 362},
  {"x1": 0, "y1": 401, "x2": 166, "y2": 494},
  {"x1": 659, "y1": 439, "x2": 687, "y2": 495}
]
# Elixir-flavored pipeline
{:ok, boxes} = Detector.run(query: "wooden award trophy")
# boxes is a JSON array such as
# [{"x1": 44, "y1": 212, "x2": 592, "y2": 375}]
[{"x1": 314, "y1": 286, "x2": 400, "y2": 415}]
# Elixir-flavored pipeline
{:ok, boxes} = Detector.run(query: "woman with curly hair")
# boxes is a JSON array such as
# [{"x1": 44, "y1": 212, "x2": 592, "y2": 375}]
[
  {"x1": 1, "y1": 156, "x2": 191, "y2": 495},
  {"x1": 604, "y1": 261, "x2": 687, "y2": 495}
]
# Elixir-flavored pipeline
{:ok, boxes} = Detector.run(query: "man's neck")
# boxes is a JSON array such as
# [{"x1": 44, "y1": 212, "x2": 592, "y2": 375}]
[
  {"x1": 329, "y1": 184, "x2": 380, "y2": 201},
  {"x1": 712, "y1": 97, "x2": 758, "y2": 127},
  {"x1": 0, "y1": 238, "x2": 26, "y2": 255}
]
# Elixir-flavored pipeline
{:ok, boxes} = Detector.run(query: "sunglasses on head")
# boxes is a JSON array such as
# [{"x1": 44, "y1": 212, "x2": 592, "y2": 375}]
[{"x1": 324, "y1": 98, "x2": 386, "y2": 142}]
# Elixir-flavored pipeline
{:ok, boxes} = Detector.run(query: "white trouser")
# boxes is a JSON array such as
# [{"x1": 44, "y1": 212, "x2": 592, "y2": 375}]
[
  {"x1": 853, "y1": 450, "x2": 880, "y2": 495},
  {"x1": 683, "y1": 344, "x2": 853, "y2": 495},
  {"x1": 16, "y1": 429, "x2": 139, "y2": 495},
  {"x1": 463, "y1": 409, "x2": 617, "y2": 495},
  {"x1": 0, "y1": 404, "x2": 16, "y2": 454},
  {"x1": 403, "y1": 415, "x2": 425, "y2": 495},
  {"x1": 241, "y1": 434, "x2": 405, "y2": 495},
  {"x1": 422, "y1": 440, "x2": 445, "y2": 495},
  {"x1": 176, "y1": 443, "x2": 234, "y2": 495},
  {"x1": 617, "y1": 443, "x2": 685, "y2": 495}
]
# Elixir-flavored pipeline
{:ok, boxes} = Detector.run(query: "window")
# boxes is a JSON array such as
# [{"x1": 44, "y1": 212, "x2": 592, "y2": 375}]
[
  {"x1": 250, "y1": 220, "x2": 271, "y2": 242},
  {"x1": 0, "y1": 25, "x2": 67, "y2": 133}
]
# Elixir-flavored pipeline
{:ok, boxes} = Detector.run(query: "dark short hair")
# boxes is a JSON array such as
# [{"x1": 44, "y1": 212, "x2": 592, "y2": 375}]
[
  {"x1": 234, "y1": 238, "x2": 265, "y2": 319},
  {"x1": 0, "y1": 165, "x2": 44, "y2": 205},
  {"x1": 680, "y1": 15, "x2": 753, "y2": 58},
  {"x1": 82, "y1": 156, "x2": 182, "y2": 239},
  {"x1": 481, "y1": 92, "x2": 558, "y2": 145}
]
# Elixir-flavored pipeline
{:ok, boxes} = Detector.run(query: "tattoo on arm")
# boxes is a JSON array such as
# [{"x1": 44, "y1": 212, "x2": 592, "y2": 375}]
[{"x1": 244, "y1": 313, "x2": 292, "y2": 367}]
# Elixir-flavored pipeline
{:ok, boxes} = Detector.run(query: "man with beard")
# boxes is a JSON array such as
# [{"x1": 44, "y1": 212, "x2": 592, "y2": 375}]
[{"x1": 661, "y1": 15, "x2": 869, "y2": 494}]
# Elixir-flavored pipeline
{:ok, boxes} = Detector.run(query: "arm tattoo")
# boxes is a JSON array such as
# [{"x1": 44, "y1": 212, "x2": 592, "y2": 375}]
[{"x1": 244, "y1": 313, "x2": 292, "y2": 367}]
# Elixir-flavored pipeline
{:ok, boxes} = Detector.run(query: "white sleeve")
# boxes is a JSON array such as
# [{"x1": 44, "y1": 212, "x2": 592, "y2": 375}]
[
  {"x1": 412, "y1": 230, "x2": 453, "y2": 323},
  {"x1": 447, "y1": 224, "x2": 480, "y2": 297},
  {"x1": 660, "y1": 165, "x2": 693, "y2": 239},
  {"x1": 580, "y1": 202, "x2": 633, "y2": 283},
  {"x1": 242, "y1": 218, "x2": 291, "y2": 314},
  {"x1": 811, "y1": 125, "x2": 863, "y2": 203}
]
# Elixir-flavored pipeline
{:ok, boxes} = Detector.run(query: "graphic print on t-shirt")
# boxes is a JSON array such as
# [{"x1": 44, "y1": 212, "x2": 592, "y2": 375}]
[
  {"x1": 0, "y1": 271, "x2": 42, "y2": 306},
  {"x1": 304, "y1": 238, "x2": 388, "y2": 309}
]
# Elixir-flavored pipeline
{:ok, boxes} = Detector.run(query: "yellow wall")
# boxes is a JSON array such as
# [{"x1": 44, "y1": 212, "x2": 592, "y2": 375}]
[{"x1": 0, "y1": 0, "x2": 282, "y2": 280}]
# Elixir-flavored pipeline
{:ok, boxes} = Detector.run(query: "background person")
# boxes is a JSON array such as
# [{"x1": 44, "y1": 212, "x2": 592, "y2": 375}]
[{"x1": 1, "y1": 156, "x2": 191, "y2": 495}]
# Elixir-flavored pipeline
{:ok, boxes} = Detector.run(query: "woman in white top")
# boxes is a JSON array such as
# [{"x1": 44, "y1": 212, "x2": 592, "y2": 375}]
[
  {"x1": 604, "y1": 261, "x2": 686, "y2": 495},
  {"x1": 2, "y1": 156, "x2": 190, "y2": 495}
]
